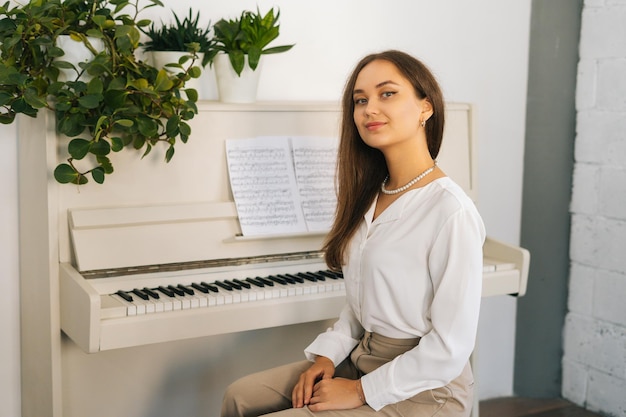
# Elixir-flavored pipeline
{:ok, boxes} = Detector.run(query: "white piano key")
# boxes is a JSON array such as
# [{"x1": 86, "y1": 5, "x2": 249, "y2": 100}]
[
  {"x1": 245, "y1": 289, "x2": 256, "y2": 302},
  {"x1": 230, "y1": 291, "x2": 241, "y2": 303},
  {"x1": 108, "y1": 294, "x2": 136, "y2": 317}
]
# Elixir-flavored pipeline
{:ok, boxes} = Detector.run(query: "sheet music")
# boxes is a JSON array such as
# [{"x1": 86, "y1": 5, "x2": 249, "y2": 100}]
[
  {"x1": 292, "y1": 137, "x2": 338, "y2": 232},
  {"x1": 226, "y1": 136, "x2": 338, "y2": 236}
]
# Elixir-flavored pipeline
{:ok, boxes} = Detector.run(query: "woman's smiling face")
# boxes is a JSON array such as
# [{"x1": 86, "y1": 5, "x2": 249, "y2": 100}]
[{"x1": 352, "y1": 59, "x2": 429, "y2": 153}]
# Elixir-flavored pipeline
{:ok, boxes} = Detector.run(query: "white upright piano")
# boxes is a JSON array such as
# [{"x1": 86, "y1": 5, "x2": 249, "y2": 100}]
[{"x1": 20, "y1": 101, "x2": 528, "y2": 417}]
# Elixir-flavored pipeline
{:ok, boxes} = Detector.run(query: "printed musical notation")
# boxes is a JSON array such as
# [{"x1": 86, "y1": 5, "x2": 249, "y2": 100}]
[{"x1": 225, "y1": 136, "x2": 338, "y2": 236}]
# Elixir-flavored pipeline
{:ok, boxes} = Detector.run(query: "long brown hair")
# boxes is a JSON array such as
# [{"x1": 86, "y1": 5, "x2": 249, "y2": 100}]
[{"x1": 323, "y1": 50, "x2": 446, "y2": 270}]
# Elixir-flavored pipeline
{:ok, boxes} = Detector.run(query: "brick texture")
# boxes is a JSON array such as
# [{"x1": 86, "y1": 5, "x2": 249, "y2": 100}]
[{"x1": 563, "y1": 1, "x2": 626, "y2": 416}]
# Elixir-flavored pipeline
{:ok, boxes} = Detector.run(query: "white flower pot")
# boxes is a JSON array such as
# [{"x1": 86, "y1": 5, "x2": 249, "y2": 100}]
[
  {"x1": 150, "y1": 51, "x2": 217, "y2": 101},
  {"x1": 55, "y1": 35, "x2": 104, "y2": 82},
  {"x1": 214, "y1": 53, "x2": 262, "y2": 103}
]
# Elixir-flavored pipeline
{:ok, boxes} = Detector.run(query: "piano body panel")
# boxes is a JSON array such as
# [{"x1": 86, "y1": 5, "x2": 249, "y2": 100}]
[
  {"x1": 59, "y1": 263, "x2": 101, "y2": 353},
  {"x1": 483, "y1": 236, "x2": 530, "y2": 297}
]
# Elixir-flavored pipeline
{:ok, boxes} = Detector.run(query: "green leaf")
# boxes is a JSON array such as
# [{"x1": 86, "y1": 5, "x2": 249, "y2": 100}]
[
  {"x1": 52, "y1": 60, "x2": 76, "y2": 70},
  {"x1": 47, "y1": 46, "x2": 65, "y2": 58},
  {"x1": 185, "y1": 88, "x2": 198, "y2": 102},
  {"x1": 111, "y1": 137, "x2": 124, "y2": 152},
  {"x1": 263, "y1": 44, "x2": 295, "y2": 54},
  {"x1": 137, "y1": 117, "x2": 158, "y2": 137},
  {"x1": 188, "y1": 66, "x2": 201, "y2": 79},
  {"x1": 141, "y1": 143, "x2": 152, "y2": 158},
  {"x1": 11, "y1": 98, "x2": 38, "y2": 117},
  {"x1": 229, "y1": 51, "x2": 245, "y2": 76},
  {"x1": 165, "y1": 145, "x2": 175, "y2": 162},
  {"x1": 104, "y1": 90, "x2": 127, "y2": 108},
  {"x1": 133, "y1": 136, "x2": 146, "y2": 150},
  {"x1": 154, "y1": 69, "x2": 174, "y2": 91},
  {"x1": 91, "y1": 167, "x2": 105, "y2": 184},
  {"x1": 90, "y1": 139, "x2": 111, "y2": 156},
  {"x1": 166, "y1": 114, "x2": 180, "y2": 137},
  {"x1": 114, "y1": 119, "x2": 134, "y2": 128},
  {"x1": 87, "y1": 78, "x2": 104, "y2": 95},
  {"x1": 247, "y1": 47, "x2": 261, "y2": 71},
  {"x1": 136, "y1": 19, "x2": 152, "y2": 28},
  {"x1": 77, "y1": 94, "x2": 103, "y2": 109},
  {"x1": 54, "y1": 163, "x2": 79, "y2": 184},
  {"x1": 179, "y1": 121, "x2": 191, "y2": 136},
  {"x1": 91, "y1": 15, "x2": 107, "y2": 29},
  {"x1": 57, "y1": 113, "x2": 86, "y2": 137},
  {"x1": 96, "y1": 156, "x2": 114, "y2": 174},
  {"x1": 0, "y1": 92, "x2": 13, "y2": 107},
  {"x1": 23, "y1": 88, "x2": 47, "y2": 109},
  {"x1": 86, "y1": 29, "x2": 104, "y2": 39},
  {"x1": 68, "y1": 138, "x2": 91, "y2": 160}
]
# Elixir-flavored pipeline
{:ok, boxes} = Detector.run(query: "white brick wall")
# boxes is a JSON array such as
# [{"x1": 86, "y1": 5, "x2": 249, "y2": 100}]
[{"x1": 563, "y1": 1, "x2": 626, "y2": 416}]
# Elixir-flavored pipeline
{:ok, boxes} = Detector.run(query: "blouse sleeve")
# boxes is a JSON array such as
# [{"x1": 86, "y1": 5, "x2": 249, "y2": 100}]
[
  {"x1": 303, "y1": 304, "x2": 364, "y2": 365},
  {"x1": 361, "y1": 207, "x2": 485, "y2": 410}
]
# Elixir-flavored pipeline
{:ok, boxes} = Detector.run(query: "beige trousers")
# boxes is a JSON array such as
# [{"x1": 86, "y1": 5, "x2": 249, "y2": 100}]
[{"x1": 220, "y1": 332, "x2": 474, "y2": 417}]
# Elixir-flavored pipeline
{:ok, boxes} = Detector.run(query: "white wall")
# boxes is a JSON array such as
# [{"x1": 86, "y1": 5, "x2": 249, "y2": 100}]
[
  {"x1": 563, "y1": 1, "x2": 626, "y2": 416},
  {"x1": 0, "y1": 122, "x2": 20, "y2": 417},
  {"x1": 0, "y1": 1, "x2": 532, "y2": 416}
]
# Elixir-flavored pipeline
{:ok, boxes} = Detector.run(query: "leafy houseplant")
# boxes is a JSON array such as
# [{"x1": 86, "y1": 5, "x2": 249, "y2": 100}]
[
  {"x1": 0, "y1": 0, "x2": 200, "y2": 185},
  {"x1": 212, "y1": 7, "x2": 293, "y2": 77},
  {"x1": 142, "y1": 8, "x2": 215, "y2": 68}
]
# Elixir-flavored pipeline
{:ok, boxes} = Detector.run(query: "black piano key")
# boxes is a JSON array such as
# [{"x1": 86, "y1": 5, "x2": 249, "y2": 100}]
[
  {"x1": 214, "y1": 281, "x2": 233, "y2": 291},
  {"x1": 143, "y1": 287, "x2": 160, "y2": 299},
  {"x1": 307, "y1": 272, "x2": 327, "y2": 281},
  {"x1": 132, "y1": 288, "x2": 149, "y2": 300},
  {"x1": 191, "y1": 283, "x2": 209, "y2": 293},
  {"x1": 157, "y1": 286, "x2": 175, "y2": 297},
  {"x1": 233, "y1": 279, "x2": 251, "y2": 289},
  {"x1": 276, "y1": 274, "x2": 295, "y2": 284},
  {"x1": 167, "y1": 285, "x2": 185, "y2": 296},
  {"x1": 177, "y1": 284, "x2": 194, "y2": 295},
  {"x1": 297, "y1": 272, "x2": 317, "y2": 282},
  {"x1": 223, "y1": 279, "x2": 242, "y2": 290},
  {"x1": 201, "y1": 282, "x2": 219, "y2": 292},
  {"x1": 268, "y1": 275, "x2": 287, "y2": 285},
  {"x1": 284, "y1": 273, "x2": 304, "y2": 283},
  {"x1": 245, "y1": 277, "x2": 264, "y2": 287},
  {"x1": 115, "y1": 290, "x2": 133, "y2": 302},
  {"x1": 317, "y1": 270, "x2": 338, "y2": 280},
  {"x1": 256, "y1": 276, "x2": 274, "y2": 286}
]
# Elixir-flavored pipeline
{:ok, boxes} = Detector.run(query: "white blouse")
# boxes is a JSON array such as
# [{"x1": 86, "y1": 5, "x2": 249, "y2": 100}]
[{"x1": 304, "y1": 177, "x2": 486, "y2": 411}]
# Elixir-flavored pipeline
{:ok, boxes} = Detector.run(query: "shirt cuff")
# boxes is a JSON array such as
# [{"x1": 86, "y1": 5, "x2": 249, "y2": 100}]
[{"x1": 304, "y1": 331, "x2": 360, "y2": 366}]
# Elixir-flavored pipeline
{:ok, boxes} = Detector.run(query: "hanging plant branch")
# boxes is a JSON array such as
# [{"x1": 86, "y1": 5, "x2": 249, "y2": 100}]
[{"x1": 0, "y1": 0, "x2": 200, "y2": 185}]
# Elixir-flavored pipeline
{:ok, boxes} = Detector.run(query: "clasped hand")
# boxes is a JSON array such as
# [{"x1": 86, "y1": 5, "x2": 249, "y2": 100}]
[{"x1": 292, "y1": 356, "x2": 364, "y2": 411}]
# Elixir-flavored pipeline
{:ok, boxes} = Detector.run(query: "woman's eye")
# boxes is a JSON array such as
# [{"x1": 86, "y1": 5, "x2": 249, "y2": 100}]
[
  {"x1": 382, "y1": 91, "x2": 396, "y2": 98},
  {"x1": 354, "y1": 97, "x2": 367, "y2": 105}
]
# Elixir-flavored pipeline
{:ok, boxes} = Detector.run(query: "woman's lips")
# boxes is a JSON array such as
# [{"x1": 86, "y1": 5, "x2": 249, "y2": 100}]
[{"x1": 365, "y1": 121, "x2": 385, "y2": 131}]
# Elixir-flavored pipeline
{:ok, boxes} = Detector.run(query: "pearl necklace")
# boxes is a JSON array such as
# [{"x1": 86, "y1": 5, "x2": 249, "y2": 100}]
[{"x1": 381, "y1": 161, "x2": 437, "y2": 195}]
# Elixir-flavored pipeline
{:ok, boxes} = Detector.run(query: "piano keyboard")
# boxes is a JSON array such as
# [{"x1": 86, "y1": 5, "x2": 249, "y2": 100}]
[{"x1": 101, "y1": 270, "x2": 345, "y2": 319}]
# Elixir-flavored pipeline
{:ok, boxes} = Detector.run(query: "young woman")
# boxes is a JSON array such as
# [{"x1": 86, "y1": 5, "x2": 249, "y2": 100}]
[{"x1": 221, "y1": 50, "x2": 485, "y2": 417}]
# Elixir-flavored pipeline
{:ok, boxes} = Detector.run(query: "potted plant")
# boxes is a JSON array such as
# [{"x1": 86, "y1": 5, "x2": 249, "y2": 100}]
[
  {"x1": 211, "y1": 7, "x2": 294, "y2": 103},
  {"x1": 0, "y1": 0, "x2": 200, "y2": 185},
  {"x1": 142, "y1": 8, "x2": 217, "y2": 99}
]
